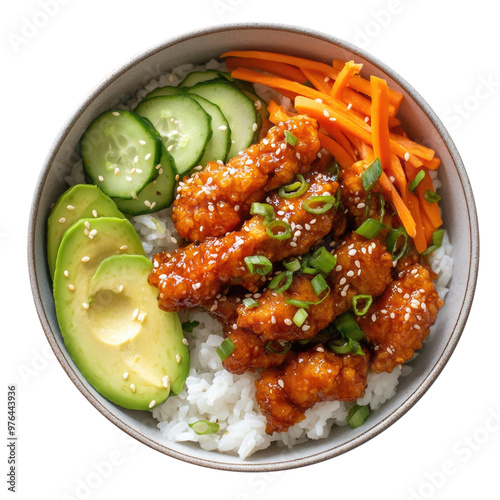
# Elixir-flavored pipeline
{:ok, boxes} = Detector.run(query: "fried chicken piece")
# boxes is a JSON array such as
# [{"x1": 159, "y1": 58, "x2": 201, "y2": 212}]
[
  {"x1": 221, "y1": 329, "x2": 293, "y2": 375},
  {"x1": 339, "y1": 159, "x2": 394, "y2": 233},
  {"x1": 358, "y1": 263, "x2": 444, "y2": 373},
  {"x1": 149, "y1": 171, "x2": 340, "y2": 312},
  {"x1": 172, "y1": 115, "x2": 321, "y2": 242},
  {"x1": 255, "y1": 345, "x2": 369, "y2": 434},
  {"x1": 328, "y1": 232, "x2": 394, "y2": 318}
]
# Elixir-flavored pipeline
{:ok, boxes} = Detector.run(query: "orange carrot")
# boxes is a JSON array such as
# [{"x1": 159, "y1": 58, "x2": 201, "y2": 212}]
[
  {"x1": 224, "y1": 57, "x2": 307, "y2": 83},
  {"x1": 318, "y1": 132, "x2": 356, "y2": 170},
  {"x1": 267, "y1": 99, "x2": 295, "y2": 124},
  {"x1": 330, "y1": 60, "x2": 362, "y2": 99},
  {"x1": 371, "y1": 76, "x2": 392, "y2": 172},
  {"x1": 300, "y1": 67, "x2": 332, "y2": 94}
]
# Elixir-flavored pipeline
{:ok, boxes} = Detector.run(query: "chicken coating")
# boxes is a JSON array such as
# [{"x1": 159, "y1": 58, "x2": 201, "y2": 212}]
[
  {"x1": 221, "y1": 329, "x2": 293, "y2": 375},
  {"x1": 255, "y1": 345, "x2": 369, "y2": 434},
  {"x1": 149, "y1": 171, "x2": 340, "y2": 311},
  {"x1": 172, "y1": 115, "x2": 321, "y2": 243},
  {"x1": 358, "y1": 263, "x2": 444, "y2": 373}
]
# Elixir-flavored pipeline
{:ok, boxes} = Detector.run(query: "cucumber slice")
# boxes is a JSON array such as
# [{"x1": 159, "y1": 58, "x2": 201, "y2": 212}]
[
  {"x1": 241, "y1": 89, "x2": 267, "y2": 142},
  {"x1": 187, "y1": 80, "x2": 258, "y2": 160},
  {"x1": 80, "y1": 110, "x2": 162, "y2": 199},
  {"x1": 134, "y1": 95, "x2": 212, "y2": 176},
  {"x1": 112, "y1": 148, "x2": 176, "y2": 215},
  {"x1": 188, "y1": 94, "x2": 230, "y2": 165},
  {"x1": 178, "y1": 70, "x2": 225, "y2": 88},
  {"x1": 144, "y1": 86, "x2": 183, "y2": 99}
]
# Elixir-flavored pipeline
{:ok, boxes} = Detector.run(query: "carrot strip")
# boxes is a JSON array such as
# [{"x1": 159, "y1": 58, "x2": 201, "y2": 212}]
[
  {"x1": 318, "y1": 132, "x2": 356, "y2": 170},
  {"x1": 300, "y1": 67, "x2": 332, "y2": 94},
  {"x1": 224, "y1": 57, "x2": 307, "y2": 83},
  {"x1": 267, "y1": 99, "x2": 295, "y2": 124},
  {"x1": 403, "y1": 189, "x2": 427, "y2": 252},
  {"x1": 420, "y1": 156, "x2": 441, "y2": 170},
  {"x1": 330, "y1": 60, "x2": 362, "y2": 99},
  {"x1": 389, "y1": 132, "x2": 435, "y2": 161},
  {"x1": 371, "y1": 76, "x2": 392, "y2": 172}
]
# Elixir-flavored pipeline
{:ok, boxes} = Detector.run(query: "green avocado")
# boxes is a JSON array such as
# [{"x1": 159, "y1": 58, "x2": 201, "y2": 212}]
[
  {"x1": 53, "y1": 217, "x2": 189, "y2": 410},
  {"x1": 47, "y1": 184, "x2": 125, "y2": 280}
]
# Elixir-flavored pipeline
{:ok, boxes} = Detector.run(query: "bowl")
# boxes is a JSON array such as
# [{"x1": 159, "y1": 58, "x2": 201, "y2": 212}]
[{"x1": 28, "y1": 23, "x2": 479, "y2": 471}]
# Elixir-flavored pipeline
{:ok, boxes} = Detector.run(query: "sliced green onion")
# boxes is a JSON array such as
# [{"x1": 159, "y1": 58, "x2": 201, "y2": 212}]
[
  {"x1": 250, "y1": 202, "x2": 275, "y2": 225},
  {"x1": 421, "y1": 229, "x2": 445, "y2": 255},
  {"x1": 265, "y1": 340, "x2": 292, "y2": 354},
  {"x1": 181, "y1": 320, "x2": 199, "y2": 333},
  {"x1": 244, "y1": 255, "x2": 273, "y2": 275},
  {"x1": 348, "y1": 338, "x2": 365, "y2": 356},
  {"x1": 302, "y1": 195, "x2": 336, "y2": 214},
  {"x1": 334, "y1": 313, "x2": 364, "y2": 342},
  {"x1": 424, "y1": 190, "x2": 441, "y2": 203},
  {"x1": 268, "y1": 270, "x2": 293, "y2": 293},
  {"x1": 278, "y1": 174, "x2": 309, "y2": 199},
  {"x1": 284, "y1": 130, "x2": 298, "y2": 146},
  {"x1": 311, "y1": 273, "x2": 329, "y2": 295},
  {"x1": 286, "y1": 298, "x2": 311, "y2": 309},
  {"x1": 301, "y1": 267, "x2": 319, "y2": 275},
  {"x1": 352, "y1": 294, "x2": 373, "y2": 316},
  {"x1": 283, "y1": 257, "x2": 301, "y2": 272},
  {"x1": 355, "y1": 218, "x2": 386, "y2": 239},
  {"x1": 409, "y1": 170, "x2": 425, "y2": 192},
  {"x1": 361, "y1": 158, "x2": 382, "y2": 192},
  {"x1": 347, "y1": 404, "x2": 371, "y2": 429},
  {"x1": 266, "y1": 220, "x2": 292, "y2": 240},
  {"x1": 327, "y1": 338, "x2": 352, "y2": 354},
  {"x1": 386, "y1": 226, "x2": 409, "y2": 261},
  {"x1": 189, "y1": 420, "x2": 220, "y2": 435},
  {"x1": 216, "y1": 338, "x2": 235, "y2": 361},
  {"x1": 309, "y1": 246, "x2": 337, "y2": 273},
  {"x1": 329, "y1": 159, "x2": 340, "y2": 179},
  {"x1": 366, "y1": 193, "x2": 386, "y2": 222},
  {"x1": 242, "y1": 297, "x2": 259, "y2": 309},
  {"x1": 292, "y1": 308, "x2": 308, "y2": 327}
]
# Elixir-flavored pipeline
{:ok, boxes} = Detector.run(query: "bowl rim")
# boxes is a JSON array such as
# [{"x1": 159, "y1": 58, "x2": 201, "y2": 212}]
[{"x1": 28, "y1": 22, "x2": 480, "y2": 472}]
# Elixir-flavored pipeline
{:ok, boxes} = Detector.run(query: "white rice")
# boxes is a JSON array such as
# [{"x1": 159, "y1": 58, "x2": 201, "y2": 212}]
[{"x1": 64, "y1": 59, "x2": 454, "y2": 460}]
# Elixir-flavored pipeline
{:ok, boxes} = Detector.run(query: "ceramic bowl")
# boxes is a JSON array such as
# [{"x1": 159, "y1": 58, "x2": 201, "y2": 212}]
[{"x1": 28, "y1": 23, "x2": 479, "y2": 471}]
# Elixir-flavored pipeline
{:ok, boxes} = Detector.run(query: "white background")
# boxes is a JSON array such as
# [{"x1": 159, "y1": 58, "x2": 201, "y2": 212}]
[{"x1": 1, "y1": 1, "x2": 498, "y2": 499}]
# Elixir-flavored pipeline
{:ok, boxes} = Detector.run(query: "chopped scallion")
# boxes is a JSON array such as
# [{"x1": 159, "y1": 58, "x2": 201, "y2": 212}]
[
  {"x1": 421, "y1": 229, "x2": 445, "y2": 255},
  {"x1": 266, "y1": 219, "x2": 292, "y2": 240},
  {"x1": 250, "y1": 202, "x2": 275, "y2": 225},
  {"x1": 278, "y1": 174, "x2": 309, "y2": 199},
  {"x1": 268, "y1": 270, "x2": 293, "y2": 293},
  {"x1": 216, "y1": 338, "x2": 235, "y2": 361},
  {"x1": 347, "y1": 404, "x2": 371, "y2": 429},
  {"x1": 424, "y1": 190, "x2": 441, "y2": 203},
  {"x1": 309, "y1": 246, "x2": 337, "y2": 273},
  {"x1": 352, "y1": 294, "x2": 373, "y2": 316},
  {"x1": 181, "y1": 320, "x2": 199, "y2": 332},
  {"x1": 265, "y1": 340, "x2": 292, "y2": 354},
  {"x1": 242, "y1": 297, "x2": 259, "y2": 308},
  {"x1": 292, "y1": 308, "x2": 308, "y2": 327},
  {"x1": 361, "y1": 158, "x2": 382, "y2": 192},
  {"x1": 327, "y1": 338, "x2": 351, "y2": 354},
  {"x1": 286, "y1": 298, "x2": 311, "y2": 309},
  {"x1": 334, "y1": 312, "x2": 364, "y2": 342},
  {"x1": 283, "y1": 257, "x2": 301, "y2": 272},
  {"x1": 311, "y1": 273, "x2": 329, "y2": 295},
  {"x1": 244, "y1": 255, "x2": 273, "y2": 275},
  {"x1": 284, "y1": 130, "x2": 298, "y2": 146},
  {"x1": 302, "y1": 195, "x2": 336, "y2": 214},
  {"x1": 355, "y1": 218, "x2": 386, "y2": 239},
  {"x1": 409, "y1": 170, "x2": 425, "y2": 192},
  {"x1": 189, "y1": 420, "x2": 220, "y2": 435},
  {"x1": 386, "y1": 226, "x2": 409, "y2": 261}
]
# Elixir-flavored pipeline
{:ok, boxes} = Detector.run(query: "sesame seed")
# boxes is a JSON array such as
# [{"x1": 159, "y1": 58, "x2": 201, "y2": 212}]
[
  {"x1": 98, "y1": 175, "x2": 104, "y2": 182},
  {"x1": 92, "y1": 209, "x2": 98, "y2": 218},
  {"x1": 284, "y1": 318, "x2": 293, "y2": 326},
  {"x1": 252, "y1": 123, "x2": 258, "y2": 131},
  {"x1": 323, "y1": 109, "x2": 329, "y2": 118},
  {"x1": 80, "y1": 256, "x2": 90, "y2": 263},
  {"x1": 271, "y1": 316, "x2": 277, "y2": 324},
  {"x1": 58, "y1": 217, "x2": 66, "y2": 224},
  {"x1": 130, "y1": 384, "x2": 136, "y2": 392},
  {"x1": 126, "y1": 176, "x2": 132, "y2": 182},
  {"x1": 404, "y1": 152, "x2": 410, "y2": 161},
  {"x1": 132, "y1": 308, "x2": 139, "y2": 319},
  {"x1": 68, "y1": 284, "x2": 75, "y2": 291},
  {"x1": 63, "y1": 270, "x2": 69, "y2": 278},
  {"x1": 145, "y1": 153, "x2": 151, "y2": 160},
  {"x1": 112, "y1": 111, "x2": 120, "y2": 117},
  {"x1": 120, "y1": 245, "x2": 128, "y2": 251},
  {"x1": 162, "y1": 375, "x2": 170, "y2": 388},
  {"x1": 133, "y1": 155, "x2": 139, "y2": 164},
  {"x1": 114, "y1": 167, "x2": 120, "y2": 175},
  {"x1": 82, "y1": 302, "x2": 89, "y2": 310},
  {"x1": 139, "y1": 139, "x2": 146, "y2": 145},
  {"x1": 122, "y1": 372, "x2": 129, "y2": 380},
  {"x1": 137, "y1": 312, "x2": 147, "y2": 323},
  {"x1": 118, "y1": 284, "x2": 124, "y2": 292},
  {"x1": 89, "y1": 229, "x2": 97, "y2": 237},
  {"x1": 182, "y1": 338, "x2": 189, "y2": 345},
  {"x1": 278, "y1": 378, "x2": 285, "y2": 388},
  {"x1": 176, "y1": 353, "x2": 181, "y2": 363}
]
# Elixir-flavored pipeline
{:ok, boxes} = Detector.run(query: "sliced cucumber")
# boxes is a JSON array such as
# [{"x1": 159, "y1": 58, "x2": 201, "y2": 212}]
[
  {"x1": 112, "y1": 148, "x2": 176, "y2": 215},
  {"x1": 187, "y1": 80, "x2": 258, "y2": 160},
  {"x1": 178, "y1": 70, "x2": 225, "y2": 88},
  {"x1": 134, "y1": 95, "x2": 212, "y2": 176},
  {"x1": 188, "y1": 94, "x2": 230, "y2": 165},
  {"x1": 241, "y1": 89, "x2": 266, "y2": 142},
  {"x1": 144, "y1": 86, "x2": 183, "y2": 99},
  {"x1": 80, "y1": 110, "x2": 162, "y2": 199}
]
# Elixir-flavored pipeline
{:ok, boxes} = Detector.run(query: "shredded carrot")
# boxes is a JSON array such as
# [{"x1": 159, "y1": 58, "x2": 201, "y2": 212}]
[
  {"x1": 330, "y1": 60, "x2": 362, "y2": 99},
  {"x1": 371, "y1": 76, "x2": 392, "y2": 172},
  {"x1": 300, "y1": 67, "x2": 331, "y2": 94},
  {"x1": 224, "y1": 57, "x2": 307, "y2": 83},
  {"x1": 318, "y1": 132, "x2": 356, "y2": 170}
]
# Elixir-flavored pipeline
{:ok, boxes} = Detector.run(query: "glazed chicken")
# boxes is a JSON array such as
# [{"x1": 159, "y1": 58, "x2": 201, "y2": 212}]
[
  {"x1": 172, "y1": 115, "x2": 321, "y2": 243},
  {"x1": 255, "y1": 345, "x2": 369, "y2": 434},
  {"x1": 358, "y1": 262, "x2": 443, "y2": 373},
  {"x1": 149, "y1": 170, "x2": 341, "y2": 311}
]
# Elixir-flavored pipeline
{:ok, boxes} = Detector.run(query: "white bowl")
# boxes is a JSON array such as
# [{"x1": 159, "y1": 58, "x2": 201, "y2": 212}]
[{"x1": 28, "y1": 23, "x2": 479, "y2": 471}]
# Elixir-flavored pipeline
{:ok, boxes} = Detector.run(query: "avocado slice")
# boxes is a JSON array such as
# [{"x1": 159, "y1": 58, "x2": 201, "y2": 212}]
[
  {"x1": 47, "y1": 184, "x2": 125, "y2": 279},
  {"x1": 53, "y1": 217, "x2": 189, "y2": 410}
]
